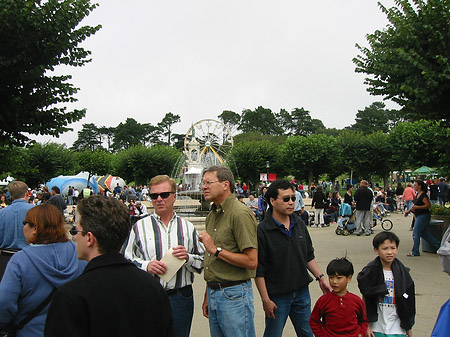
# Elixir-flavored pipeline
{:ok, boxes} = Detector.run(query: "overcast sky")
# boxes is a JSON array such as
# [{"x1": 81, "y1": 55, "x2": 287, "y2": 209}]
[{"x1": 36, "y1": 0, "x2": 397, "y2": 146}]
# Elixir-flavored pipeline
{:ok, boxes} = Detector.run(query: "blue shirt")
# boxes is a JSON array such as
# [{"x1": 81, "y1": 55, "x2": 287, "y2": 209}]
[
  {"x1": 272, "y1": 215, "x2": 296, "y2": 238},
  {"x1": 0, "y1": 199, "x2": 35, "y2": 249}
]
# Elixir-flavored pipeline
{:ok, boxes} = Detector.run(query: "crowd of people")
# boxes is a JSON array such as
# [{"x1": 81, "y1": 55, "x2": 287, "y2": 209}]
[{"x1": 0, "y1": 171, "x2": 448, "y2": 337}]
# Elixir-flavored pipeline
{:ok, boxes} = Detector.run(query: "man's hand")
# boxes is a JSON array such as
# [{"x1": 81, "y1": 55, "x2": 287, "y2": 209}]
[
  {"x1": 262, "y1": 298, "x2": 277, "y2": 319},
  {"x1": 202, "y1": 291, "x2": 209, "y2": 318},
  {"x1": 172, "y1": 245, "x2": 189, "y2": 262},
  {"x1": 147, "y1": 260, "x2": 168, "y2": 275},
  {"x1": 198, "y1": 231, "x2": 217, "y2": 254},
  {"x1": 365, "y1": 326, "x2": 375, "y2": 337},
  {"x1": 319, "y1": 277, "x2": 332, "y2": 294}
]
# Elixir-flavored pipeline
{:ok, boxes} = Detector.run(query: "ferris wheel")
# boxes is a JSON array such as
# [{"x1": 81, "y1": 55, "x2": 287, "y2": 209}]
[{"x1": 184, "y1": 119, "x2": 234, "y2": 166}]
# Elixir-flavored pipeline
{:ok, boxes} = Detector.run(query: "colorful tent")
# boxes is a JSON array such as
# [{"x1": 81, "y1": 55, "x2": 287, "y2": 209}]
[
  {"x1": 46, "y1": 172, "x2": 100, "y2": 196},
  {"x1": 96, "y1": 175, "x2": 125, "y2": 193}
]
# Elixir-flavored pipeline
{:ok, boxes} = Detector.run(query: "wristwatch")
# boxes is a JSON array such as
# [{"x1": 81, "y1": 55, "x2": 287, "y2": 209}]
[
  {"x1": 215, "y1": 247, "x2": 222, "y2": 257},
  {"x1": 315, "y1": 273, "x2": 324, "y2": 281}
]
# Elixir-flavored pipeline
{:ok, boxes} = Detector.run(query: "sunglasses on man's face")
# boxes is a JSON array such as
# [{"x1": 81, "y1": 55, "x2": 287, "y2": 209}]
[
  {"x1": 69, "y1": 226, "x2": 87, "y2": 236},
  {"x1": 149, "y1": 192, "x2": 174, "y2": 200},
  {"x1": 278, "y1": 195, "x2": 296, "y2": 202}
]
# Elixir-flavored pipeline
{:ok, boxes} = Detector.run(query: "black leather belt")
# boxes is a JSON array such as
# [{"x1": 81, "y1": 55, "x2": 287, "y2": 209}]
[{"x1": 207, "y1": 279, "x2": 248, "y2": 290}]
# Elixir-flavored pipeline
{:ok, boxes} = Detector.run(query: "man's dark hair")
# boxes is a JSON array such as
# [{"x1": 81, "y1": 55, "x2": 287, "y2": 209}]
[
  {"x1": 202, "y1": 165, "x2": 235, "y2": 193},
  {"x1": 373, "y1": 231, "x2": 400, "y2": 249},
  {"x1": 51, "y1": 186, "x2": 61, "y2": 194},
  {"x1": 346, "y1": 184, "x2": 353, "y2": 190},
  {"x1": 326, "y1": 257, "x2": 354, "y2": 277},
  {"x1": 265, "y1": 180, "x2": 294, "y2": 208},
  {"x1": 77, "y1": 195, "x2": 131, "y2": 254}
]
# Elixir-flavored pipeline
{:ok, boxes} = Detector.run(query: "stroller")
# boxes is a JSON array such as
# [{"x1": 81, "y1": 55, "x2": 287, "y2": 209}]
[{"x1": 335, "y1": 203, "x2": 356, "y2": 236}]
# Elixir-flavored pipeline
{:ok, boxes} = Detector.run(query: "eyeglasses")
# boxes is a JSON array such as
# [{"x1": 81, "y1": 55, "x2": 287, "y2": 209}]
[
  {"x1": 149, "y1": 192, "x2": 174, "y2": 200},
  {"x1": 278, "y1": 195, "x2": 296, "y2": 202},
  {"x1": 69, "y1": 227, "x2": 87, "y2": 236},
  {"x1": 200, "y1": 180, "x2": 220, "y2": 188},
  {"x1": 22, "y1": 220, "x2": 34, "y2": 227}
]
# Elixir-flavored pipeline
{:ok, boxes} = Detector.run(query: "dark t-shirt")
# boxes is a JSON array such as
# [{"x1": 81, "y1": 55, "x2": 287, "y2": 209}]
[
  {"x1": 46, "y1": 194, "x2": 67, "y2": 215},
  {"x1": 413, "y1": 192, "x2": 429, "y2": 216}
]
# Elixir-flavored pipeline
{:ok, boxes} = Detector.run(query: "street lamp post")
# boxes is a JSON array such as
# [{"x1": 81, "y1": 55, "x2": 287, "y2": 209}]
[{"x1": 266, "y1": 161, "x2": 270, "y2": 183}]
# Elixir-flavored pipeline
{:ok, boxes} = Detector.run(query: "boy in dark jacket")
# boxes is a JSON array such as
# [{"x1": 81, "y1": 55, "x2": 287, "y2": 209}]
[{"x1": 357, "y1": 232, "x2": 415, "y2": 337}]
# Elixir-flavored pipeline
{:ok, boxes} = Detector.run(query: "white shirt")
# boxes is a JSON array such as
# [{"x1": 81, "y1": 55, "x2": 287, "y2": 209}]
[{"x1": 122, "y1": 212, "x2": 204, "y2": 290}]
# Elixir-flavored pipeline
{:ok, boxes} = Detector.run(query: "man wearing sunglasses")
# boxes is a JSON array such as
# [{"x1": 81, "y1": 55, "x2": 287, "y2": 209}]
[
  {"x1": 255, "y1": 179, "x2": 332, "y2": 337},
  {"x1": 198, "y1": 165, "x2": 258, "y2": 337},
  {"x1": 122, "y1": 175, "x2": 204, "y2": 337},
  {"x1": 45, "y1": 195, "x2": 174, "y2": 337}
]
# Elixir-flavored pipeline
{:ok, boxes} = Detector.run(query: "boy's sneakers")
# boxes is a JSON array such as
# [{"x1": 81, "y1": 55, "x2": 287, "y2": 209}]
[{"x1": 311, "y1": 224, "x2": 318, "y2": 228}]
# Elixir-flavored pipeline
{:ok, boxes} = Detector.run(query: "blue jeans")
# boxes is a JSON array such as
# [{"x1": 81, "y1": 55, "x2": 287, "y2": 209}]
[
  {"x1": 264, "y1": 287, "x2": 313, "y2": 337},
  {"x1": 207, "y1": 280, "x2": 256, "y2": 337},
  {"x1": 168, "y1": 285, "x2": 194, "y2": 337},
  {"x1": 411, "y1": 213, "x2": 441, "y2": 256},
  {"x1": 438, "y1": 196, "x2": 446, "y2": 205},
  {"x1": 405, "y1": 200, "x2": 413, "y2": 210}
]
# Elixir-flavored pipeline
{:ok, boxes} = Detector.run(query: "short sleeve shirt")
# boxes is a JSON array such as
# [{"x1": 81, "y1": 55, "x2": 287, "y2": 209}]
[{"x1": 204, "y1": 195, "x2": 258, "y2": 283}]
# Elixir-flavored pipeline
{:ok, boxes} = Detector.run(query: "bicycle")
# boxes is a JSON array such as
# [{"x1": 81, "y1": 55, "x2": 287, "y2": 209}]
[{"x1": 371, "y1": 213, "x2": 393, "y2": 231}]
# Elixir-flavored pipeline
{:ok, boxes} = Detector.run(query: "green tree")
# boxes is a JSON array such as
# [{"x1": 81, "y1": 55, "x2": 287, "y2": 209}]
[
  {"x1": 336, "y1": 131, "x2": 368, "y2": 180},
  {"x1": 72, "y1": 123, "x2": 104, "y2": 151},
  {"x1": 20, "y1": 142, "x2": 77, "y2": 187},
  {"x1": 0, "y1": 0, "x2": 101, "y2": 146},
  {"x1": 157, "y1": 112, "x2": 181, "y2": 146},
  {"x1": 114, "y1": 145, "x2": 180, "y2": 185},
  {"x1": 76, "y1": 150, "x2": 112, "y2": 186},
  {"x1": 239, "y1": 106, "x2": 283, "y2": 135},
  {"x1": 233, "y1": 132, "x2": 287, "y2": 145},
  {"x1": 348, "y1": 102, "x2": 392, "y2": 134},
  {"x1": 282, "y1": 134, "x2": 337, "y2": 183},
  {"x1": 218, "y1": 110, "x2": 241, "y2": 133},
  {"x1": 98, "y1": 126, "x2": 115, "y2": 151},
  {"x1": 112, "y1": 118, "x2": 154, "y2": 151},
  {"x1": 279, "y1": 108, "x2": 325, "y2": 136},
  {"x1": 389, "y1": 120, "x2": 446, "y2": 170},
  {"x1": 230, "y1": 141, "x2": 286, "y2": 188},
  {"x1": 354, "y1": 0, "x2": 450, "y2": 122},
  {"x1": 362, "y1": 132, "x2": 395, "y2": 186}
]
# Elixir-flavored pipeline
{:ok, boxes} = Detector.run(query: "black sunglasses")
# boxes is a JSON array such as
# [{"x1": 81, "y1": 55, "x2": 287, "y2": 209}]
[
  {"x1": 22, "y1": 220, "x2": 34, "y2": 227},
  {"x1": 278, "y1": 196, "x2": 296, "y2": 202},
  {"x1": 149, "y1": 192, "x2": 174, "y2": 200},
  {"x1": 69, "y1": 227, "x2": 87, "y2": 236}
]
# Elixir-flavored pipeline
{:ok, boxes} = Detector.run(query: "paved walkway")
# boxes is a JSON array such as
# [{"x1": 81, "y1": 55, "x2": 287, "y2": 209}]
[{"x1": 190, "y1": 209, "x2": 449, "y2": 336}]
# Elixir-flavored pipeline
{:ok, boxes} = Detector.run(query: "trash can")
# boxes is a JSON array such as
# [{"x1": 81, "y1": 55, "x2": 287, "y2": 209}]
[{"x1": 422, "y1": 219, "x2": 444, "y2": 253}]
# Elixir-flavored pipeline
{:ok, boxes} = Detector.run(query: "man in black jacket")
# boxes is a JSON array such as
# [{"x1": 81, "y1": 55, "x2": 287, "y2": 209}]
[
  {"x1": 45, "y1": 195, "x2": 174, "y2": 337},
  {"x1": 354, "y1": 180, "x2": 374, "y2": 236},
  {"x1": 255, "y1": 179, "x2": 331, "y2": 337}
]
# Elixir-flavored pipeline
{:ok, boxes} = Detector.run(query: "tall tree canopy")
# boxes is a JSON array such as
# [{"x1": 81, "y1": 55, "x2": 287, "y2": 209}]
[
  {"x1": 112, "y1": 118, "x2": 154, "y2": 151},
  {"x1": 157, "y1": 112, "x2": 180, "y2": 146},
  {"x1": 239, "y1": 106, "x2": 283, "y2": 136},
  {"x1": 354, "y1": 0, "x2": 450, "y2": 122},
  {"x1": 72, "y1": 123, "x2": 104, "y2": 151},
  {"x1": 0, "y1": 0, "x2": 101, "y2": 146},
  {"x1": 348, "y1": 102, "x2": 400, "y2": 134},
  {"x1": 279, "y1": 108, "x2": 325, "y2": 136}
]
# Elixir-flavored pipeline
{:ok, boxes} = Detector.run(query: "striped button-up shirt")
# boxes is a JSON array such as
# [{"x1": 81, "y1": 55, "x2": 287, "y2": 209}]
[{"x1": 122, "y1": 212, "x2": 204, "y2": 290}]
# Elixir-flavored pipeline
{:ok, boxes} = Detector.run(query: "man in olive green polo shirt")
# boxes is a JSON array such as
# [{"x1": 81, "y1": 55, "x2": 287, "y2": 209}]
[{"x1": 198, "y1": 165, "x2": 258, "y2": 337}]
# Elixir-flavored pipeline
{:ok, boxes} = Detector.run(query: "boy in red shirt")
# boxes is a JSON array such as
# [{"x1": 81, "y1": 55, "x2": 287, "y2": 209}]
[{"x1": 310, "y1": 257, "x2": 368, "y2": 337}]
